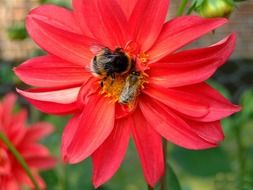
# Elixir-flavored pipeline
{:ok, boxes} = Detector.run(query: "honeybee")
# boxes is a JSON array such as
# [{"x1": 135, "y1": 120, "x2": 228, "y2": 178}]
[
  {"x1": 91, "y1": 47, "x2": 133, "y2": 85},
  {"x1": 119, "y1": 71, "x2": 142, "y2": 104}
]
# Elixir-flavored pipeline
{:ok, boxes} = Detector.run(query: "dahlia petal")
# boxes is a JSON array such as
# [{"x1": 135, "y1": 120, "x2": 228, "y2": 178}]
[
  {"x1": 92, "y1": 117, "x2": 131, "y2": 188},
  {"x1": 14, "y1": 55, "x2": 91, "y2": 88},
  {"x1": 115, "y1": 103, "x2": 136, "y2": 119},
  {"x1": 7, "y1": 110, "x2": 27, "y2": 145},
  {"x1": 128, "y1": 0, "x2": 169, "y2": 51},
  {"x1": 148, "y1": 34, "x2": 236, "y2": 87},
  {"x1": 22, "y1": 96, "x2": 78, "y2": 115},
  {"x1": 175, "y1": 83, "x2": 241, "y2": 122},
  {"x1": 15, "y1": 169, "x2": 45, "y2": 189},
  {"x1": 132, "y1": 108, "x2": 164, "y2": 187},
  {"x1": 26, "y1": 156, "x2": 56, "y2": 170},
  {"x1": 144, "y1": 85, "x2": 209, "y2": 118},
  {"x1": 116, "y1": 0, "x2": 138, "y2": 19},
  {"x1": 149, "y1": 62, "x2": 217, "y2": 88},
  {"x1": 73, "y1": 0, "x2": 127, "y2": 48},
  {"x1": 28, "y1": 5, "x2": 82, "y2": 33},
  {"x1": 4, "y1": 178, "x2": 19, "y2": 190},
  {"x1": 1, "y1": 93, "x2": 16, "y2": 125},
  {"x1": 26, "y1": 16, "x2": 96, "y2": 66},
  {"x1": 19, "y1": 144, "x2": 49, "y2": 158},
  {"x1": 65, "y1": 95, "x2": 115, "y2": 164},
  {"x1": 25, "y1": 122, "x2": 54, "y2": 142},
  {"x1": 17, "y1": 87, "x2": 80, "y2": 104},
  {"x1": 77, "y1": 78, "x2": 99, "y2": 109},
  {"x1": 71, "y1": 0, "x2": 94, "y2": 38},
  {"x1": 185, "y1": 120, "x2": 224, "y2": 144},
  {"x1": 61, "y1": 113, "x2": 82, "y2": 162},
  {"x1": 139, "y1": 97, "x2": 218, "y2": 149},
  {"x1": 148, "y1": 16, "x2": 228, "y2": 62}
]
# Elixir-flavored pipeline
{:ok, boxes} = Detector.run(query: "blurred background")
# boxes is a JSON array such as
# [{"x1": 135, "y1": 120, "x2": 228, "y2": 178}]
[{"x1": 0, "y1": 0, "x2": 253, "y2": 190}]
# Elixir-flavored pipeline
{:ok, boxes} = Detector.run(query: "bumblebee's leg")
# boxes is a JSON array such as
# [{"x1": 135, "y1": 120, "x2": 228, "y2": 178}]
[
  {"x1": 110, "y1": 73, "x2": 116, "y2": 85},
  {"x1": 100, "y1": 76, "x2": 108, "y2": 87}
]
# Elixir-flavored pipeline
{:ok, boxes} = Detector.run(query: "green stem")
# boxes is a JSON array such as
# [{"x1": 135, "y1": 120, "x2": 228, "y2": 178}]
[
  {"x1": 177, "y1": 0, "x2": 189, "y2": 16},
  {"x1": 148, "y1": 185, "x2": 154, "y2": 190},
  {"x1": 0, "y1": 132, "x2": 41, "y2": 190},
  {"x1": 233, "y1": 125, "x2": 246, "y2": 187},
  {"x1": 186, "y1": 1, "x2": 196, "y2": 15},
  {"x1": 63, "y1": 164, "x2": 68, "y2": 190},
  {"x1": 160, "y1": 140, "x2": 168, "y2": 190}
]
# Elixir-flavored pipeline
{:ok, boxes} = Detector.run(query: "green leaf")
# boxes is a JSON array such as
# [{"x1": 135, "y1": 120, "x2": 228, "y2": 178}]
[
  {"x1": 40, "y1": 170, "x2": 59, "y2": 190},
  {"x1": 167, "y1": 162, "x2": 182, "y2": 190},
  {"x1": 172, "y1": 146, "x2": 231, "y2": 177},
  {"x1": 155, "y1": 162, "x2": 182, "y2": 190}
]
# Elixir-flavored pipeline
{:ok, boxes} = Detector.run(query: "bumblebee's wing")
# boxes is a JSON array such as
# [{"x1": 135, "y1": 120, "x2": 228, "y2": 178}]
[{"x1": 89, "y1": 44, "x2": 104, "y2": 55}]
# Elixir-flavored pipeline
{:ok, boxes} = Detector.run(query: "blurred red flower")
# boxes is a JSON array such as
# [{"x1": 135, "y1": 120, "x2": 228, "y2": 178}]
[
  {"x1": 14, "y1": 0, "x2": 240, "y2": 187},
  {"x1": 0, "y1": 94, "x2": 56, "y2": 190}
]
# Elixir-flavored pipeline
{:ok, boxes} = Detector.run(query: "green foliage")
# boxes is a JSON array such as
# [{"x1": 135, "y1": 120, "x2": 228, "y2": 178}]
[
  {"x1": 7, "y1": 23, "x2": 28, "y2": 41},
  {"x1": 40, "y1": 0, "x2": 71, "y2": 7},
  {"x1": 172, "y1": 147, "x2": 231, "y2": 177},
  {"x1": 155, "y1": 162, "x2": 182, "y2": 190}
]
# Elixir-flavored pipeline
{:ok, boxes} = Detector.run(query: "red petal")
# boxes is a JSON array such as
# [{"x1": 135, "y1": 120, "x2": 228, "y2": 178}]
[
  {"x1": 1, "y1": 93, "x2": 16, "y2": 126},
  {"x1": 19, "y1": 144, "x2": 49, "y2": 158},
  {"x1": 128, "y1": 0, "x2": 169, "y2": 51},
  {"x1": 7, "y1": 110, "x2": 27, "y2": 145},
  {"x1": 148, "y1": 34, "x2": 236, "y2": 87},
  {"x1": 25, "y1": 122, "x2": 54, "y2": 142},
  {"x1": 139, "y1": 96, "x2": 218, "y2": 149},
  {"x1": 22, "y1": 97, "x2": 78, "y2": 115},
  {"x1": 14, "y1": 55, "x2": 91, "y2": 88},
  {"x1": 61, "y1": 113, "x2": 82, "y2": 162},
  {"x1": 175, "y1": 83, "x2": 241, "y2": 122},
  {"x1": 185, "y1": 120, "x2": 224, "y2": 144},
  {"x1": 148, "y1": 16, "x2": 227, "y2": 62},
  {"x1": 26, "y1": 15, "x2": 96, "y2": 66},
  {"x1": 144, "y1": 85, "x2": 209, "y2": 118},
  {"x1": 17, "y1": 87, "x2": 79, "y2": 115},
  {"x1": 15, "y1": 169, "x2": 45, "y2": 189},
  {"x1": 73, "y1": 0, "x2": 128, "y2": 48},
  {"x1": 26, "y1": 156, "x2": 56, "y2": 170},
  {"x1": 65, "y1": 95, "x2": 115, "y2": 163},
  {"x1": 116, "y1": 0, "x2": 138, "y2": 19},
  {"x1": 115, "y1": 103, "x2": 136, "y2": 119},
  {"x1": 92, "y1": 117, "x2": 131, "y2": 188},
  {"x1": 4, "y1": 178, "x2": 19, "y2": 190},
  {"x1": 131, "y1": 108, "x2": 164, "y2": 187},
  {"x1": 17, "y1": 87, "x2": 80, "y2": 104},
  {"x1": 28, "y1": 5, "x2": 82, "y2": 34},
  {"x1": 14, "y1": 55, "x2": 91, "y2": 87}
]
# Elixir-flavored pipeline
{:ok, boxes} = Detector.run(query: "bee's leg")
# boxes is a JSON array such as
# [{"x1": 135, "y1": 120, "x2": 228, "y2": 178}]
[
  {"x1": 110, "y1": 73, "x2": 116, "y2": 85},
  {"x1": 100, "y1": 76, "x2": 108, "y2": 87}
]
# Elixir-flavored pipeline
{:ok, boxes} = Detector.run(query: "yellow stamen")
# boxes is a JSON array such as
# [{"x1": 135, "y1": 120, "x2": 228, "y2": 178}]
[{"x1": 138, "y1": 52, "x2": 149, "y2": 65}]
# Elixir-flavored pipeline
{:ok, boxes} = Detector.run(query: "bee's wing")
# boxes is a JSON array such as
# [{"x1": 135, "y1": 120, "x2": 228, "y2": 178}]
[{"x1": 89, "y1": 44, "x2": 104, "y2": 55}]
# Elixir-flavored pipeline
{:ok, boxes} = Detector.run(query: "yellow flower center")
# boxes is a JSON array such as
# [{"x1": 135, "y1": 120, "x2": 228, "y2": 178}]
[{"x1": 138, "y1": 52, "x2": 149, "y2": 65}]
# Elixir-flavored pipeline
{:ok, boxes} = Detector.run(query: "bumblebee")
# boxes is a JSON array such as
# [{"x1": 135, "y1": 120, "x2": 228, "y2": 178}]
[
  {"x1": 91, "y1": 47, "x2": 133, "y2": 85},
  {"x1": 119, "y1": 71, "x2": 142, "y2": 104}
]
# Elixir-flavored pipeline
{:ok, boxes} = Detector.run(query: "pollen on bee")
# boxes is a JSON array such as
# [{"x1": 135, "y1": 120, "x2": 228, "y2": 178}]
[
  {"x1": 100, "y1": 75, "x2": 127, "y2": 102},
  {"x1": 100, "y1": 72, "x2": 148, "y2": 105}
]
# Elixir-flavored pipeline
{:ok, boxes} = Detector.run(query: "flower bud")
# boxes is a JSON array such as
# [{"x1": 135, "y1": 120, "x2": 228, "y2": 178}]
[{"x1": 196, "y1": 0, "x2": 235, "y2": 18}]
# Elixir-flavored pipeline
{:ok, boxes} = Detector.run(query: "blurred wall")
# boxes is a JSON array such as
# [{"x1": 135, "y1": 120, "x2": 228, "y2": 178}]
[
  {"x1": 0, "y1": 0, "x2": 252, "y2": 61},
  {"x1": 0, "y1": 0, "x2": 39, "y2": 61}
]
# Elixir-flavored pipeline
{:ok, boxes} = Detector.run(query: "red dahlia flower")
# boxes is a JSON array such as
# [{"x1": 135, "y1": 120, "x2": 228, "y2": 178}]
[
  {"x1": 14, "y1": 0, "x2": 240, "y2": 187},
  {"x1": 0, "y1": 94, "x2": 56, "y2": 190}
]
